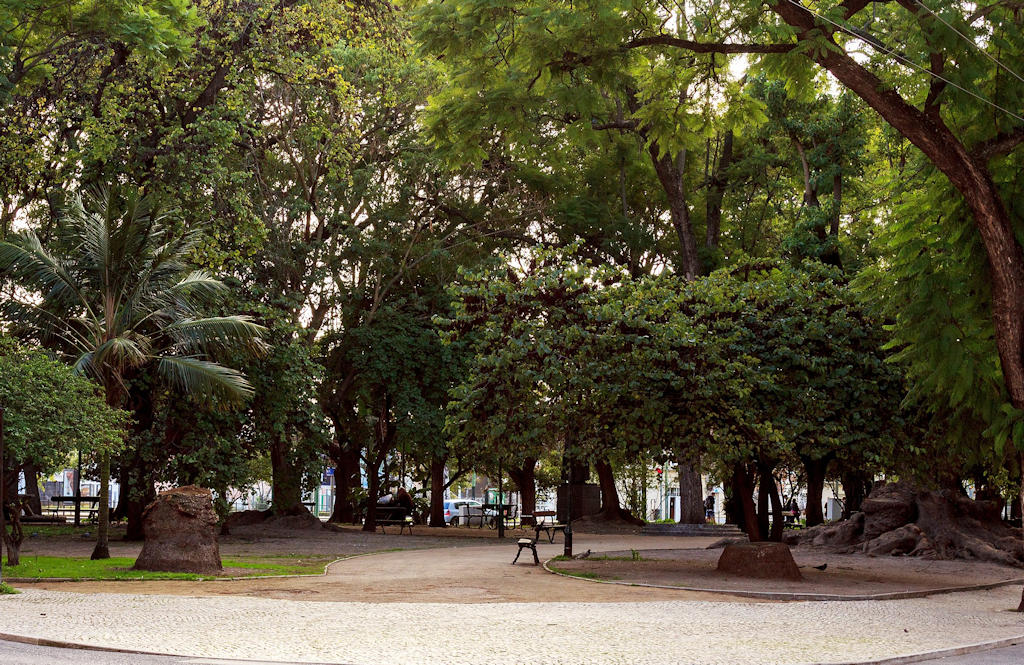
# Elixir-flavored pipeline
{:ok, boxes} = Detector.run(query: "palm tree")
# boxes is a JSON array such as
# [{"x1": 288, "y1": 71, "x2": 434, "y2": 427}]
[{"x1": 0, "y1": 186, "x2": 265, "y2": 559}]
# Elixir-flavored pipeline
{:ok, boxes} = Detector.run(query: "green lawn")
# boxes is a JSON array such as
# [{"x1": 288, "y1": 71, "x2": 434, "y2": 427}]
[{"x1": 4, "y1": 555, "x2": 335, "y2": 581}]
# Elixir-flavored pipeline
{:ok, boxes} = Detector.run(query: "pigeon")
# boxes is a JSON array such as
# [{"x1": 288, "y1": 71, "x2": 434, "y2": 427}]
[
  {"x1": 573, "y1": 549, "x2": 592, "y2": 560},
  {"x1": 813, "y1": 563, "x2": 828, "y2": 571}
]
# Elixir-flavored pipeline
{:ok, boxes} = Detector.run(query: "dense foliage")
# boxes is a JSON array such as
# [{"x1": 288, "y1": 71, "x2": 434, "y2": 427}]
[{"x1": 1, "y1": 0, "x2": 1022, "y2": 564}]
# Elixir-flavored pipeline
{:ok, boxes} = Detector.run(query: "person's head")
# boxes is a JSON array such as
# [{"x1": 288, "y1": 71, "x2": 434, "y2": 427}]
[{"x1": 397, "y1": 487, "x2": 410, "y2": 499}]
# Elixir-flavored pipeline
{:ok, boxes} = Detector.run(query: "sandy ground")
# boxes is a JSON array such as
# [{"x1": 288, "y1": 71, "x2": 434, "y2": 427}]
[
  {"x1": 12, "y1": 524, "x2": 1023, "y2": 603},
  {"x1": 554, "y1": 547, "x2": 1024, "y2": 596},
  {"x1": 16, "y1": 527, "x2": 742, "y2": 603}
]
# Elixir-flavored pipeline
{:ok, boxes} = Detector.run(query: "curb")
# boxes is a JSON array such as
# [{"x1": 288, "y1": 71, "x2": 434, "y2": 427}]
[
  {"x1": 541, "y1": 557, "x2": 1024, "y2": 602},
  {"x1": 0, "y1": 624, "x2": 1021, "y2": 665},
  {"x1": 828, "y1": 634, "x2": 1024, "y2": 665},
  {"x1": 0, "y1": 631, "x2": 346, "y2": 664}
]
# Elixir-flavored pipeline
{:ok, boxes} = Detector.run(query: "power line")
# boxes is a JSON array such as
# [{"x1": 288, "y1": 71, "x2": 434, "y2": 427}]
[
  {"x1": 913, "y1": 0, "x2": 1024, "y2": 85},
  {"x1": 781, "y1": 0, "x2": 1024, "y2": 123}
]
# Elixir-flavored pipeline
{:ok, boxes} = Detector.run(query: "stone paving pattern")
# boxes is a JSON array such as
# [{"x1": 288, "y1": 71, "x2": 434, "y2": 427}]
[
  {"x1": 1, "y1": 585, "x2": 1023, "y2": 664},
  {"x1": 2, "y1": 534, "x2": 1024, "y2": 664}
]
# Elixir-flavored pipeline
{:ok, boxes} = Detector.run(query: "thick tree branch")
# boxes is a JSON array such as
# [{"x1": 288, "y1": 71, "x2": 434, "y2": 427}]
[
  {"x1": 973, "y1": 128, "x2": 1024, "y2": 161},
  {"x1": 591, "y1": 119, "x2": 639, "y2": 131},
  {"x1": 623, "y1": 36, "x2": 794, "y2": 54}
]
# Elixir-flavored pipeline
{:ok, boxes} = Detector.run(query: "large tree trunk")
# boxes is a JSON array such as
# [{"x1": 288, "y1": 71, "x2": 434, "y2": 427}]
[
  {"x1": 362, "y1": 393, "x2": 395, "y2": 533},
  {"x1": 363, "y1": 457, "x2": 382, "y2": 533},
  {"x1": 329, "y1": 443, "x2": 361, "y2": 524},
  {"x1": 22, "y1": 464, "x2": 41, "y2": 516},
  {"x1": 731, "y1": 463, "x2": 762, "y2": 541},
  {"x1": 269, "y1": 434, "x2": 306, "y2": 516},
  {"x1": 124, "y1": 485, "x2": 155, "y2": 541},
  {"x1": 803, "y1": 456, "x2": 830, "y2": 527},
  {"x1": 757, "y1": 473, "x2": 770, "y2": 542},
  {"x1": 90, "y1": 451, "x2": 111, "y2": 560},
  {"x1": 650, "y1": 146, "x2": 702, "y2": 279},
  {"x1": 429, "y1": 455, "x2": 447, "y2": 527},
  {"x1": 594, "y1": 459, "x2": 644, "y2": 524},
  {"x1": 841, "y1": 470, "x2": 871, "y2": 518},
  {"x1": 677, "y1": 456, "x2": 704, "y2": 524},
  {"x1": 765, "y1": 465, "x2": 785, "y2": 542},
  {"x1": 705, "y1": 130, "x2": 734, "y2": 255},
  {"x1": 508, "y1": 457, "x2": 537, "y2": 524}
]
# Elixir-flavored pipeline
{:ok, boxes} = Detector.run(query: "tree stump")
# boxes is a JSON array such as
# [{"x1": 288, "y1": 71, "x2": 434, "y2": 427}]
[
  {"x1": 716, "y1": 542, "x2": 803, "y2": 580},
  {"x1": 134, "y1": 485, "x2": 222, "y2": 574}
]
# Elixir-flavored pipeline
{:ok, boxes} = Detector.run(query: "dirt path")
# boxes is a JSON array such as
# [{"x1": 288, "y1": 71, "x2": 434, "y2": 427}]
[{"x1": 20, "y1": 531, "x2": 740, "y2": 603}]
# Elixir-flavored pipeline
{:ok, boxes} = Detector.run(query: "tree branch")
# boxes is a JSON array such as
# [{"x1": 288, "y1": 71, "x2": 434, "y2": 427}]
[
  {"x1": 623, "y1": 36, "x2": 794, "y2": 54},
  {"x1": 973, "y1": 127, "x2": 1024, "y2": 161}
]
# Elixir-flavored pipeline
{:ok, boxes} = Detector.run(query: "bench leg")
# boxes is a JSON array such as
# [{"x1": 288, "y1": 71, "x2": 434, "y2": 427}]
[
  {"x1": 512, "y1": 547, "x2": 523, "y2": 565},
  {"x1": 531, "y1": 545, "x2": 539, "y2": 565}
]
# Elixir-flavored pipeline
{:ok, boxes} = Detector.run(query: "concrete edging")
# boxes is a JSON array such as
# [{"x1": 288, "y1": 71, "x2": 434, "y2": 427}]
[
  {"x1": 830, "y1": 634, "x2": 1024, "y2": 665},
  {"x1": 0, "y1": 613, "x2": 1022, "y2": 665},
  {"x1": 0, "y1": 630, "x2": 349, "y2": 664},
  {"x1": 541, "y1": 556, "x2": 1024, "y2": 602}
]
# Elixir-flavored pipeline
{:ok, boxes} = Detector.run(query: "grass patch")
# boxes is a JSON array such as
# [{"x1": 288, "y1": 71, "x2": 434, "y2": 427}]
[
  {"x1": 22, "y1": 524, "x2": 114, "y2": 538},
  {"x1": 0, "y1": 582, "x2": 20, "y2": 594},
  {"x1": 4, "y1": 555, "x2": 334, "y2": 581},
  {"x1": 547, "y1": 565, "x2": 620, "y2": 581},
  {"x1": 550, "y1": 550, "x2": 645, "y2": 563}
]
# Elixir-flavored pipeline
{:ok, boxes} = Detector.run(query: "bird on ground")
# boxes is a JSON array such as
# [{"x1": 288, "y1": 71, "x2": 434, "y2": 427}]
[
  {"x1": 813, "y1": 563, "x2": 827, "y2": 571},
  {"x1": 573, "y1": 549, "x2": 592, "y2": 560}
]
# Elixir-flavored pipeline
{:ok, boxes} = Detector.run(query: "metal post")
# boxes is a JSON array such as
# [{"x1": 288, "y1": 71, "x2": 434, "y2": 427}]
[
  {"x1": 497, "y1": 459, "x2": 504, "y2": 539},
  {"x1": 563, "y1": 461, "x2": 573, "y2": 558},
  {"x1": 74, "y1": 448, "x2": 82, "y2": 526},
  {"x1": 329, "y1": 471, "x2": 335, "y2": 516}
]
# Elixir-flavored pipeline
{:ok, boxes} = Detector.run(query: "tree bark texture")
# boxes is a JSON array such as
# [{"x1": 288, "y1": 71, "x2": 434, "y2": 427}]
[
  {"x1": 705, "y1": 130, "x2": 734, "y2": 253},
  {"x1": 765, "y1": 466, "x2": 784, "y2": 542},
  {"x1": 650, "y1": 146, "x2": 702, "y2": 279},
  {"x1": 329, "y1": 442, "x2": 361, "y2": 524},
  {"x1": 803, "y1": 456, "x2": 830, "y2": 527},
  {"x1": 731, "y1": 463, "x2": 762, "y2": 541},
  {"x1": 22, "y1": 464, "x2": 41, "y2": 516},
  {"x1": 677, "y1": 457, "x2": 705, "y2": 524},
  {"x1": 269, "y1": 435, "x2": 306, "y2": 516},
  {"x1": 508, "y1": 457, "x2": 537, "y2": 524},
  {"x1": 362, "y1": 393, "x2": 395, "y2": 533}
]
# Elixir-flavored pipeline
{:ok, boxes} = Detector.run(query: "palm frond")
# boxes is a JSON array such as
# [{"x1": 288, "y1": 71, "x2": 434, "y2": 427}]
[
  {"x1": 158, "y1": 356, "x2": 255, "y2": 402},
  {"x1": 162, "y1": 316, "x2": 268, "y2": 355},
  {"x1": 0, "y1": 234, "x2": 93, "y2": 317},
  {"x1": 159, "y1": 271, "x2": 229, "y2": 311},
  {"x1": 93, "y1": 336, "x2": 151, "y2": 374}
]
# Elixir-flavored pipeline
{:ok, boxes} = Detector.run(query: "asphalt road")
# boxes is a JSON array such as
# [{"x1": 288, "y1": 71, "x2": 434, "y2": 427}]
[{"x1": 1, "y1": 638, "x2": 1022, "y2": 665}]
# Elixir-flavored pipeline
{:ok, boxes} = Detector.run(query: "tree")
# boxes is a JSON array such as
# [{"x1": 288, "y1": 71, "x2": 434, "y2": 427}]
[
  {"x1": 0, "y1": 186, "x2": 264, "y2": 558},
  {"x1": 0, "y1": 336, "x2": 127, "y2": 565}
]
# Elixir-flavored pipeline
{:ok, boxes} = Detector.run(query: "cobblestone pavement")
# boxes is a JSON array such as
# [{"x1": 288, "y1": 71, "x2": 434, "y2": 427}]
[
  {"x1": 2, "y1": 536, "x2": 1024, "y2": 665},
  {"x1": 1, "y1": 585, "x2": 1023, "y2": 664}
]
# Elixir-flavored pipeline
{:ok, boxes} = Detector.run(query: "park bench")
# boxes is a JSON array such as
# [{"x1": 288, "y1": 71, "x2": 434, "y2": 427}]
[
  {"x1": 512, "y1": 537, "x2": 539, "y2": 565},
  {"x1": 48, "y1": 496, "x2": 100, "y2": 522},
  {"x1": 374, "y1": 505, "x2": 414, "y2": 534},
  {"x1": 533, "y1": 522, "x2": 568, "y2": 543}
]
